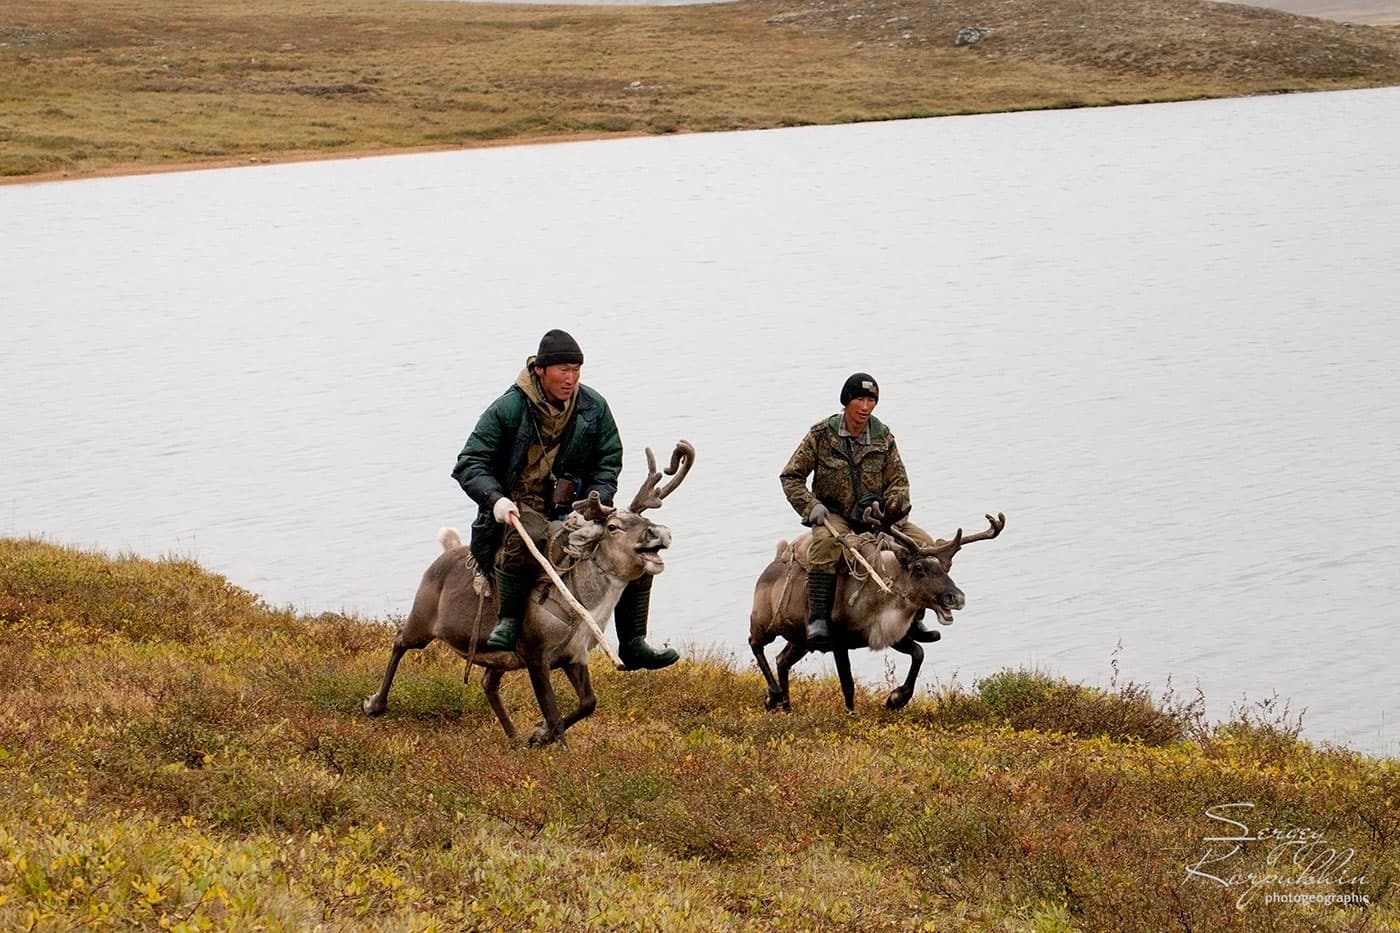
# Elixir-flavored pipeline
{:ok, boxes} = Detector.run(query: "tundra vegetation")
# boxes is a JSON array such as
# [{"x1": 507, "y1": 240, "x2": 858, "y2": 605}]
[
  {"x1": 3, "y1": 536, "x2": 1398, "y2": 930},
  {"x1": 3, "y1": 0, "x2": 1400, "y2": 180}
]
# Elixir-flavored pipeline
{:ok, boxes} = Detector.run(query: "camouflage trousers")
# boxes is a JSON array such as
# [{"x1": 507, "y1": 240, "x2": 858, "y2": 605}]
[{"x1": 808, "y1": 514, "x2": 937, "y2": 574}]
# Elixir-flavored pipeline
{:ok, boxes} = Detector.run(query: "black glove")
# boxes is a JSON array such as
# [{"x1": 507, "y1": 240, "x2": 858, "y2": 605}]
[{"x1": 848, "y1": 493, "x2": 880, "y2": 528}]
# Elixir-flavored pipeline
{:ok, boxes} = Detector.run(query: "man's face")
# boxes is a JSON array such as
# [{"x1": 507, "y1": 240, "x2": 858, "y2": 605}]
[
  {"x1": 844, "y1": 394, "x2": 877, "y2": 433},
  {"x1": 536, "y1": 363, "x2": 582, "y2": 403}
]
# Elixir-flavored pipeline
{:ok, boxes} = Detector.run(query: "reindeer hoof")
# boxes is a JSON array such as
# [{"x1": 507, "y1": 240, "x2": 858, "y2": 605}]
[
  {"x1": 527, "y1": 733, "x2": 565, "y2": 748},
  {"x1": 885, "y1": 689, "x2": 913, "y2": 710},
  {"x1": 528, "y1": 723, "x2": 565, "y2": 747},
  {"x1": 764, "y1": 691, "x2": 785, "y2": 712},
  {"x1": 362, "y1": 696, "x2": 386, "y2": 717}
]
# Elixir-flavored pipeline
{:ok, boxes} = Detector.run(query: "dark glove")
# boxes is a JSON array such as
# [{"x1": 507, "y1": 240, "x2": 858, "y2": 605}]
[{"x1": 806, "y1": 503, "x2": 830, "y2": 527}]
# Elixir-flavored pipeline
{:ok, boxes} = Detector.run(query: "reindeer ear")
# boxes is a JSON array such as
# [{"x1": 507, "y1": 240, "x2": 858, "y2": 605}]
[{"x1": 564, "y1": 521, "x2": 603, "y2": 557}]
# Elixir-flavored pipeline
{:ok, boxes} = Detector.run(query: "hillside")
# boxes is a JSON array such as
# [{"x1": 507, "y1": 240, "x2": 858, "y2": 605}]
[
  {"x1": 2, "y1": 0, "x2": 1400, "y2": 181},
  {"x1": 2, "y1": 536, "x2": 1397, "y2": 930}
]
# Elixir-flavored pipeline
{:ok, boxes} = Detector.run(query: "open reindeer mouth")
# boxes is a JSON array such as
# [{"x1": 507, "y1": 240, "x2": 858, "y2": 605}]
[
  {"x1": 635, "y1": 525, "x2": 671, "y2": 569},
  {"x1": 930, "y1": 587, "x2": 966, "y2": 624},
  {"x1": 635, "y1": 530, "x2": 668, "y2": 568}
]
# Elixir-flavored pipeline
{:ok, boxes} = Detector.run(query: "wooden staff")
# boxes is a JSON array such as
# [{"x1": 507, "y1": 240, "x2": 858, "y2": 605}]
[
  {"x1": 822, "y1": 518, "x2": 893, "y2": 594},
  {"x1": 508, "y1": 512, "x2": 626, "y2": 670}
]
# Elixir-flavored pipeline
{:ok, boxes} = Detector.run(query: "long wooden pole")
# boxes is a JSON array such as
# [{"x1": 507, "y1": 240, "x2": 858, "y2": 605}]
[
  {"x1": 822, "y1": 518, "x2": 894, "y2": 594},
  {"x1": 508, "y1": 512, "x2": 626, "y2": 670}
]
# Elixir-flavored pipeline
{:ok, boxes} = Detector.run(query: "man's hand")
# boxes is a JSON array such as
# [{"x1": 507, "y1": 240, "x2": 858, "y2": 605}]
[
  {"x1": 492, "y1": 497, "x2": 519, "y2": 524},
  {"x1": 807, "y1": 503, "x2": 830, "y2": 527}
]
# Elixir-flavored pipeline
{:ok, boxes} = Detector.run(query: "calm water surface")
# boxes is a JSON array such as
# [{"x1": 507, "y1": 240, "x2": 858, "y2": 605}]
[{"x1": 4, "y1": 88, "x2": 1398, "y2": 755}]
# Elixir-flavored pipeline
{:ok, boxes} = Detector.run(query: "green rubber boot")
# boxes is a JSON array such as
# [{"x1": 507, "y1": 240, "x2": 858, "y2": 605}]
[
  {"x1": 484, "y1": 568, "x2": 535, "y2": 651},
  {"x1": 614, "y1": 576, "x2": 679, "y2": 670},
  {"x1": 804, "y1": 571, "x2": 838, "y2": 652}
]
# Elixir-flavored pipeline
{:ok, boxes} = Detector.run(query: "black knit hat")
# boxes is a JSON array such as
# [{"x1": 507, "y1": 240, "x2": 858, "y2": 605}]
[
  {"x1": 840, "y1": 372, "x2": 880, "y2": 405},
  {"x1": 534, "y1": 329, "x2": 584, "y2": 368}
]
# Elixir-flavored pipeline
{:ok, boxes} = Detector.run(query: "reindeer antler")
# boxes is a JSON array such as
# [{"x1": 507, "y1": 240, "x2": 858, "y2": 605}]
[
  {"x1": 885, "y1": 521, "x2": 941, "y2": 560},
  {"x1": 570, "y1": 490, "x2": 616, "y2": 523},
  {"x1": 869, "y1": 503, "x2": 1005, "y2": 567},
  {"x1": 628, "y1": 439, "x2": 696, "y2": 513},
  {"x1": 930, "y1": 513, "x2": 1006, "y2": 565},
  {"x1": 963, "y1": 512, "x2": 1006, "y2": 545}
]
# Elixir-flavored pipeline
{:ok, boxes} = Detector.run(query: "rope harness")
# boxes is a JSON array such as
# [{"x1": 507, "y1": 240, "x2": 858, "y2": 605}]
[{"x1": 774, "y1": 532, "x2": 908, "y2": 611}]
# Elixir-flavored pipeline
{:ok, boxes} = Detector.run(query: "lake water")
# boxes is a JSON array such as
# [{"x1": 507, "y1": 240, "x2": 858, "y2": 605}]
[{"x1": 4, "y1": 87, "x2": 1398, "y2": 756}]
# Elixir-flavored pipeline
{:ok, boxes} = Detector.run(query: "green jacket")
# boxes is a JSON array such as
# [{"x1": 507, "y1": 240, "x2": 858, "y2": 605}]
[
  {"x1": 452, "y1": 384, "x2": 623, "y2": 570},
  {"x1": 779, "y1": 414, "x2": 911, "y2": 522}
]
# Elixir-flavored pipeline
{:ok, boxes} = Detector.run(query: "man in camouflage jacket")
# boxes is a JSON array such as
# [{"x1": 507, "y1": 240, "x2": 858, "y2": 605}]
[
  {"x1": 451, "y1": 328, "x2": 679, "y2": 670},
  {"x1": 779, "y1": 372, "x2": 940, "y2": 650}
]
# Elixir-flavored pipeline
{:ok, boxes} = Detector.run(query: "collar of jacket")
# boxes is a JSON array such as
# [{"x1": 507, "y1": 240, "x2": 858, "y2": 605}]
[
  {"x1": 507, "y1": 383, "x2": 601, "y2": 453},
  {"x1": 824, "y1": 413, "x2": 888, "y2": 442}
]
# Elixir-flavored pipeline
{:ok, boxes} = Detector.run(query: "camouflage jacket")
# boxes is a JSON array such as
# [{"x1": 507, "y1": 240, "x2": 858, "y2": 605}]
[{"x1": 779, "y1": 414, "x2": 911, "y2": 521}]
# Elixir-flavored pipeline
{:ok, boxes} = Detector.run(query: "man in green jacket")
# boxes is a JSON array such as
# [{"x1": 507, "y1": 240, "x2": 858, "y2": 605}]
[
  {"x1": 779, "y1": 372, "x2": 941, "y2": 651},
  {"x1": 451, "y1": 328, "x2": 679, "y2": 669}
]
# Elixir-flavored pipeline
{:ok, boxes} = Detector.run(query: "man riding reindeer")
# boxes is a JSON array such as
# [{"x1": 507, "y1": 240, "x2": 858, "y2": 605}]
[
  {"x1": 779, "y1": 372, "x2": 942, "y2": 651},
  {"x1": 451, "y1": 328, "x2": 679, "y2": 670}
]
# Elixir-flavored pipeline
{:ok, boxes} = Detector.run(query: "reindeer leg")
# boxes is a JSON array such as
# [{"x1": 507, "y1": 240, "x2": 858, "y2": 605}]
[
  {"x1": 482, "y1": 667, "x2": 518, "y2": 741},
  {"x1": 885, "y1": 633, "x2": 925, "y2": 710},
  {"x1": 774, "y1": 640, "x2": 808, "y2": 713},
  {"x1": 525, "y1": 660, "x2": 565, "y2": 747},
  {"x1": 362, "y1": 644, "x2": 406, "y2": 716},
  {"x1": 362, "y1": 626, "x2": 433, "y2": 717},
  {"x1": 832, "y1": 646, "x2": 856, "y2": 713},
  {"x1": 364, "y1": 589, "x2": 441, "y2": 717},
  {"x1": 555, "y1": 662, "x2": 597, "y2": 736},
  {"x1": 750, "y1": 636, "x2": 786, "y2": 711}
]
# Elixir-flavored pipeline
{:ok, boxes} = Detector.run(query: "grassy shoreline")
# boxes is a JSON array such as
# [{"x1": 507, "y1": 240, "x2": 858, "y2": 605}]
[
  {"x1": 4, "y1": 0, "x2": 1400, "y2": 183},
  {"x1": 2, "y1": 536, "x2": 1397, "y2": 929}
]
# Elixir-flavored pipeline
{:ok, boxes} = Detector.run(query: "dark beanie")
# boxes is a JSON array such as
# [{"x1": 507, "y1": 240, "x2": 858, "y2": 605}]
[
  {"x1": 840, "y1": 372, "x2": 880, "y2": 405},
  {"x1": 534, "y1": 329, "x2": 584, "y2": 368}
]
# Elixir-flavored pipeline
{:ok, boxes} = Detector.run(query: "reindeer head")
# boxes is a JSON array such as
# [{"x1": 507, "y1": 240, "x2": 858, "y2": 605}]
[
  {"x1": 876, "y1": 510, "x2": 1006, "y2": 625},
  {"x1": 561, "y1": 440, "x2": 695, "y2": 583},
  {"x1": 874, "y1": 536, "x2": 965, "y2": 623}
]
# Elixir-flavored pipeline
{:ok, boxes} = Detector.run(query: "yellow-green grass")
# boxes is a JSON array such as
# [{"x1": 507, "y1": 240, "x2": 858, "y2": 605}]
[
  {"x1": 2, "y1": 536, "x2": 1397, "y2": 930},
  {"x1": 3, "y1": 0, "x2": 1400, "y2": 180}
]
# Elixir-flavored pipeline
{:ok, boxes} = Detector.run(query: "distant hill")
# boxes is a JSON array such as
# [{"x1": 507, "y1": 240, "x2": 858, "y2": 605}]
[
  {"x1": 4, "y1": 0, "x2": 1400, "y2": 181},
  {"x1": 1238, "y1": 0, "x2": 1400, "y2": 24}
]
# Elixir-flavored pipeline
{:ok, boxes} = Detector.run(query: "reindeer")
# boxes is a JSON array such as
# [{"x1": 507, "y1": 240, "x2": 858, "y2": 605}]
[
  {"x1": 749, "y1": 511, "x2": 1005, "y2": 713},
  {"x1": 362, "y1": 441, "x2": 694, "y2": 745}
]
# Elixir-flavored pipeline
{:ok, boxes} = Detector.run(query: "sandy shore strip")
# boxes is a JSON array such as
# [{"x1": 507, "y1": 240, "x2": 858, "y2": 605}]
[{"x1": 0, "y1": 131, "x2": 663, "y2": 188}]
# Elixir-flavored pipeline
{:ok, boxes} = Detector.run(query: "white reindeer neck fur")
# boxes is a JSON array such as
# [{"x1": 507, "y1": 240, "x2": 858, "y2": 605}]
[
  {"x1": 839, "y1": 548, "x2": 918, "y2": 651},
  {"x1": 543, "y1": 514, "x2": 645, "y2": 657}
]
